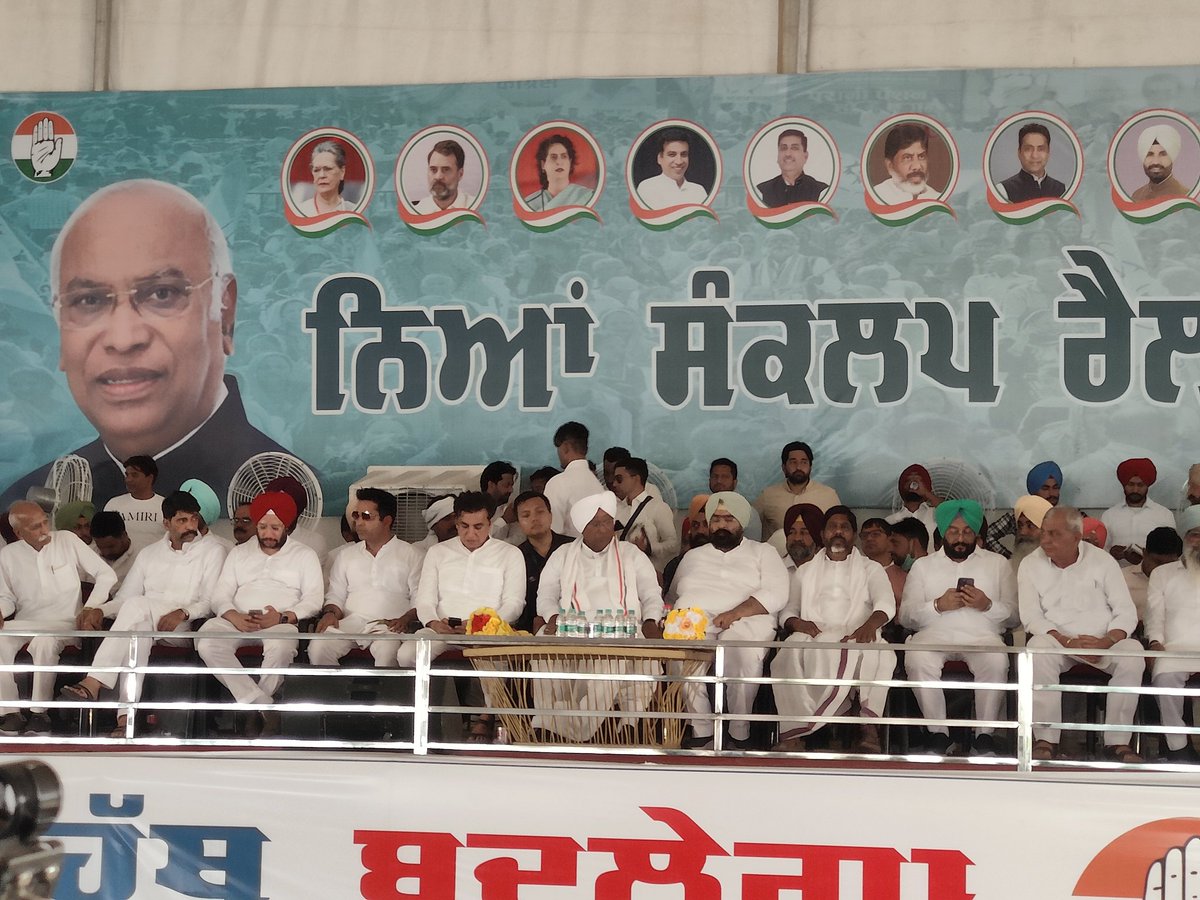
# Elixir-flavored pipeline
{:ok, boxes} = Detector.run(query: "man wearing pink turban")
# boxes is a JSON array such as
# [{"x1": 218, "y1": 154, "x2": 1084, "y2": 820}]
[{"x1": 1100, "y1": 458, "x2": 1175, "y2": 567}]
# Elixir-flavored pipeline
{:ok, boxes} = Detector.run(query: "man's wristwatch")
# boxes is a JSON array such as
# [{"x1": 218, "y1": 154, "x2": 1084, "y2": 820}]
[{"x1": 279, "y1": 610, "x2": 293, "y2": 625}]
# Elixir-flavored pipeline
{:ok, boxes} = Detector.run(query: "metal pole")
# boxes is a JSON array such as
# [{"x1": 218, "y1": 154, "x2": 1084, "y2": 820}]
[
  {"x1": 777, "y1": 0, "x2": 811, "y2": 74},
  {"x1": 712, "y1": 644, "x2": 725, "y2": 752},
  {"x1": 1016, "y1": 649, "x2": 1034, "y2": 772},
  {"x1": 413, "y1": 639, "x2": 430, "y2": 755},
  {"x1": 92, "y1": 0, "x2": 113, "y2": 92}
]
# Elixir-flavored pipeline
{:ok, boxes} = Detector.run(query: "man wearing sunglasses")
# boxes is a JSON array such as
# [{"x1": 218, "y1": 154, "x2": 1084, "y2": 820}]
[{"x1": 1, "y1": 179, "x2": 293, "y2": 510}]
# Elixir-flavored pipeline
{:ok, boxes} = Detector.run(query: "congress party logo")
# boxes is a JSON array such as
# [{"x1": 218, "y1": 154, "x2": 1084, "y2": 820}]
[
  {"x1": 281, "y1": 128, "x2": 374, "y2": 236},
  {"x1": 862, "y1": 113, "x2": 958, "y2": 226},
  {"x1": 1108, "y1": 108, "x2": 1200, "y2": 224},
  {"x1": 11, "y1": 111, "x2": 77, "y2": 183},
  {"x1": 1074, "y1": 818, "x2": 1200, "y2": 898},
  {"x1": 984, "y1": 111, "x2": 1083, "y2": 224}
]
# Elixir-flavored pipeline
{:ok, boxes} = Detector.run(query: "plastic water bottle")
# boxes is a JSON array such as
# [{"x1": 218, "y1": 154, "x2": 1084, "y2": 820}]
[
  {"x1": 601, "y1": 609, "x2": 617, "y2": 639},
  {"x1": 584, "y1": 610, "x2": 600, "y2": 639},
  {"x1": 622, "y1": 609, "x2": 638, "y2": 638},
  {"x1": 563, "y1": 609, "x2": 580, "y2": 638},
  {"x1": 555, "y1": 607, "x2": 568, "y2": 638}
]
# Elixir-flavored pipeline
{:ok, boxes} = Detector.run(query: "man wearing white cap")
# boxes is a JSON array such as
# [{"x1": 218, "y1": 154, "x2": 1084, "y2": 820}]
[
  {"x1": 532, "y1": 491, "x2": 665, "y2": 741},
  {"x1": 196, "y1": 490, "x2": 324, "y2": 737},
  {"x1": 668, "y1": 491, "x2": 789, "y2": 749},
  {"x1": 1147, "y1": 505, "x2": 1200, "y2": 761},
  {"x1": 771, "y1": 506, "x2": 895, "y2": 753},
  {"x1": 1132, "y1": 124, "x2": 1188, "y2": 201},
  {"x1": 411, "y1": 495, "x2": 457, "y2": 561}
]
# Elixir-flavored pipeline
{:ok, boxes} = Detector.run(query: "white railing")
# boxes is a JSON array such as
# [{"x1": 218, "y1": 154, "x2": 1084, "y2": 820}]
[{"x1": 1, "y1": 627, "x2": 1198, "y2": 772}]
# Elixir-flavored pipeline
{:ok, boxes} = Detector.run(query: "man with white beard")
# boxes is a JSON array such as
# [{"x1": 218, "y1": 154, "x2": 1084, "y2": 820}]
[
  {"x1": 1009, "y1": 494, "x2": 1053, "y2": 575},
  {"x1": 872, "y1": 122, "x2": 938, "y2": 205},
  {"x1": 771, "y1": 506, "x2": 896, "y2": 753},
  {"x1": 1147, "y1": 505, "x2": 1200, "y2": 761}
]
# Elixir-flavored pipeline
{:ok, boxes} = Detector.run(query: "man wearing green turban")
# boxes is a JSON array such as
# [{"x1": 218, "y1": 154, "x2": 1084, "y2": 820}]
[
  {"x1": 54, "y1": 501, "x2": 96, "y2": 545},
  {"x1": 898, "y1": 498, "x2": 1017, "y2": 757}
]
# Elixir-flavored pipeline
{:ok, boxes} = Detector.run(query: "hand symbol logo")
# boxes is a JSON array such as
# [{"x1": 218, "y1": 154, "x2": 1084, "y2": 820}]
[{"x1": 30, "y1": 116, "x2": 63, "y2": 178}]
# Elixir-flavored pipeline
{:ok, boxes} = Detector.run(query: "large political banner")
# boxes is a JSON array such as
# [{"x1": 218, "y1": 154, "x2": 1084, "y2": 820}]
[
  {"x1": 36, "y1": 752, "x2": 1200, "y2": 898},
  {"x1": 2, "y1": 68, "x2": 1199, "y2": 514}
]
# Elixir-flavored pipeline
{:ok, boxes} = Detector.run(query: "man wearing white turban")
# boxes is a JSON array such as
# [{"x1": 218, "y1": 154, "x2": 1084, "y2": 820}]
[
  {"x1": 531, "y1": 491, "x2": 665, "y2": 741},
  {"x1": 1132, "y1": 124, "x2": 1188, "y2": 201},
  {"x1": 668, "y1": 491, "x2": 789, "y2": 749},
  {"x1": 410, "y1": 495, "x2": 458, "y2": 561},
  {"x1": 1147, "y1": 505, "x2": 1200, "y2": 761}
]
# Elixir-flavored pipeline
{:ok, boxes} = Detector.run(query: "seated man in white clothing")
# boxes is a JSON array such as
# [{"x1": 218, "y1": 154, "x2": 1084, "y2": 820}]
[
  {"x1": 533, "y1": 492, "x2": 665, "y2": 741},
  {"x1": 196, "y1": 491, "x2": 323, "y2": 738},
  {"x1": 401, "y1": 491, "x2": 525, "y2": 741},
  {"x1": 612, "y1": 456, "x2": 679, "y2": 573},
  {"x1": 180, "y1": 478, "x2": 235, "y2": 553},
  {"x1": 898, "y1": 499, "x2": 1016, "y2": 757},
  {"x1": 0, "y1": 501, "x2": 117, "y2": 735},
  {"x1": 668, "y1": 491, "x2": 789, "y2": 750},
  {"x1": 1147, "y1": 505, "x2": 1200, "y2": 761},
  {"x1": 103, "y1": 455, "x2": 165, "y2": 555},
  {"x1": 310, "y1": 488, "x2": 420, "y2": 669},
  {"x1": 771, "y1": 506, "x2": 895, "y2": 754},
  {"x1": 1101, "y1": 457, "x2": 1175, "y2": 567},
  {"x1": 411, "y1": 495, "x2": 457, "y2": 559},
  {"x1": 61, "y1": 490, "x2": 228, "y2": 735},
  {"x1": 1124, "y1": 526, "x2": 1182, "y2": 630},
  {"x1": 1018, "y1": 506, "x2": 1143, "y2": 763}
]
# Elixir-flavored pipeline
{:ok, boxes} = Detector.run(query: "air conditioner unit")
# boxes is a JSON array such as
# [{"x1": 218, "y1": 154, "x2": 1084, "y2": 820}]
[{"x1": 348, "y1": 466, "x2": 487, "y2": 542}]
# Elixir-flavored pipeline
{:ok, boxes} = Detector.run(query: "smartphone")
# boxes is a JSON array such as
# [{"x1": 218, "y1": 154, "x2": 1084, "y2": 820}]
[
  {"x1": 956, "y1": 578, "x2": 974, "y2": 591},
  {"x1": 248, "y1": 608, "x2": 263, "y2": 616},
  {"x1": 447, "y1": 617, "x2": 462, "y2": 628}
]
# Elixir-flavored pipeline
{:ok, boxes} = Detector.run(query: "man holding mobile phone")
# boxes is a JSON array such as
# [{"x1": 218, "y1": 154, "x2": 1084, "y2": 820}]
[{"x1": 898, "y1": 498, "x2": 1017, "y2": 757}]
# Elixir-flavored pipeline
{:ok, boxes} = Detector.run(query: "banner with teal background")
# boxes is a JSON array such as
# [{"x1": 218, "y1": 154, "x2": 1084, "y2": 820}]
[{"x1": 2, "y1": 67, "x2": 1198, "y2": 514}]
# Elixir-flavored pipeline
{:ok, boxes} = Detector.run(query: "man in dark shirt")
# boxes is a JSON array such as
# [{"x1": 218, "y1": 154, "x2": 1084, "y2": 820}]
[
  {"x1": 756, "y1": 129, "x2": 829, "y2": 207},
  {"x1": 997, "y1": 122, "x2": 1066, "y2": 203},
  {"x1": 514, "y1": 491, "x2": 571, "y2": 632}
]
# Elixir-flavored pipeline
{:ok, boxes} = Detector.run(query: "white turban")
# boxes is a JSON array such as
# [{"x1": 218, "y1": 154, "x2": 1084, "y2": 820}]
[
  {"x1": 1138, "y1": 124, "x2": 1182, "y2": 162},
  {"x1": 570, "y1": 490, "x2": 616, "y2": 535},
  {"x1": 422, "y1": 496, "x2": 456, "y2": 529},
  {"x1": 704, "y1": 491, "x2": 752, "y2": 528},
  {"x1": 1181, "y1": 504, "x2": 1200, "y2": 535}
]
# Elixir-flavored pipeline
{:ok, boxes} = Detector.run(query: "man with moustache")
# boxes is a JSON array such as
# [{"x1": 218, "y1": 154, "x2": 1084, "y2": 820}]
[
  {"x1": 885, "y1": 464, "x2": 941, "y2": 538},
  {"x1": 662, "y1": 494, "x2": 710, "y2": 594},
  {"x1": 898, "y1": 500, "x2": 1017, "y2": 756},
  {"x1": 1146, "y1": 506, "x2": 1200, "y2": 760},
  {"x1": 987, "y1": 461, "x2": 1064, "y2": 557},
  {"x1": 1009, "y1": 494, "x2": 1053, "y2": 575},
  {"x1": 755, "y1": 128, "x2": 829, "y2": 207},
  {"x1": 0, "y1": 180, "x2": 293, "y2": 511},
  {"x1": 196, "y1": 491, "x2": 323, "y2": 738},
  {"x1": 669, "y1": 492, "x2": 789, "y2": 749},
  {"x1": 522, "y1": 134, "x2": 594, "y2": 211},
  {"x1": 0, "y1": 501, "x2": 118, "y2": 735},
  {"x1": 1131, "y1": 123, "x2": 1189, "y2": 201},
  {"x1": 90, "y1": 511, "x2": 136, "y2": 586},
  {"x1": 872, "y1": 122, "x2": 938, "y2": 205},
  {"x1": 770, "y1": 506, "x2": 896, "y2": 753},
  {"x1": 997, "y1": 123, "x2": 1066, "y2": 203},
  {"x1": 413, "y1": 140, "x2": 476, "y2": 212},
  {"x1": 859, "y1": 517, "x2": 905, "y2": 610},
  {"x1": 1019, "y1": 506, "x2": 1143, "y2": 763},
  {"x1": 60, "y1": 491, "x2": 228, "y2": 736},
  {"x1": 753, "y1": 440, "x2": 841, "y2": 541},
  {"x1": 783, "y1": 504, "x2": 824, "y2": 572},
  {"x1": 1101, "y1": 458, "x2": 1176, "y2": 567},
  {"x1": 636, "y1": 129, "x2": 708, "y2": 209},
  {"x1": 889, "y1": 517, "x2": 929, "y2": 574},
  {"x1": 612, "y1": 456, "x2": 678, "y2": 573},
  {"x1": 708, "y1": 458, "x2": 760, "y2": 541},
  {"x1": 231, "y1": 501, "x2": 254, "y2": 545}
]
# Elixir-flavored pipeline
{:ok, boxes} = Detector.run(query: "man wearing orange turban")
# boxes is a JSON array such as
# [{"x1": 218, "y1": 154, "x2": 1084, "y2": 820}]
[{"x1": 1100, "y1": 458, "x2": 1175, "y2": 567}]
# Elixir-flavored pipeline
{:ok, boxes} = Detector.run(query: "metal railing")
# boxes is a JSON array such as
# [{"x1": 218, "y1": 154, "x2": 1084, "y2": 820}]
[{"x1": 0, "y1": 627, "x2": 1198, "y2": 773}]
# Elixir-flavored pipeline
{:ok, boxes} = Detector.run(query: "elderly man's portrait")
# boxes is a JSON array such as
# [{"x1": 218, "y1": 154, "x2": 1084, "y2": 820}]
[
  {"x1": 989, "y1": 121, "x2": 1073, "y2": 203},
  {"x1": 513, "y1": 126, "x2": 601, "y2": 212},
  {"x1": 397, "y1": 130, "x2": 488, "y2": 215},
  {"x1": 285, "y1": 136, "x2": 368, "y2": 218},
  {"x1": 630, "y1": 125, "x2": 719, "y2": 210},
  {"x1": 0, "y1": 179, "x2": 295, "y2": 510},
  {"x1": 746, "y1": 120, "x2": 836, "y2": 208},
  {"x1": 865, "y1": 119, "x2": 954, "y2": 206},
  {"x1": 1112, "y1": 116, "x2": 1200, "y2": 203}
]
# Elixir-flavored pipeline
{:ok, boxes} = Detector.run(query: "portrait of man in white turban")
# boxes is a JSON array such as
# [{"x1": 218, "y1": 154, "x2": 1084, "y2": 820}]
[{"x1": 1132, "y1": 123, "x2": 1190, "y2": 201}]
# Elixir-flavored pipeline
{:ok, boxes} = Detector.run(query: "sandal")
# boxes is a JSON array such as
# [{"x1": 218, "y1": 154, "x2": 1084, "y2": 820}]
[
  {"x1": 1104, "y1": 744, "x2": 1143, "y2": 764},
  {"x1": 1032, "y1": 739, "x2": 1057, "y2": 760},
  {"x1": 468, "y1": 714, "x2": 495, "y2": 744},
  {"x1": 109, "y1": 718, "x2": 129, "y2": 739},
  {"x1": 60, "y1": 681, "x2": 99, "y2": 703}
]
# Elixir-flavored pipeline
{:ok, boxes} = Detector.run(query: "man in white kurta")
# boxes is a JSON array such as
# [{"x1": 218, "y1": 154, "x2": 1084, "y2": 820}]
[
  {"x1": 0, "y1": 501, "x2": 118, "y2": 734},
  {"x1": 1019, "y1": 506, "x2": 1143, "y2": 762},
  {"x1": 1146, "y1": 506, "x2": 1200, "y2": 760},
  {"x1": 400, "y1": 492, "x2": 525, "y2": 667},
  {"x1": 544, "y1": 422, "x2": 604, "y2": 538},
  {"x1": 771, "y1": 506, "x2": 895, "y2": 753},
  {"x1": 310, "y1": 488, "x2": 420, "y2": 669},
  {"x1": 612, "y1": 457, "x2": 679, "y2": 573},
  {"x1": 899, "y1": 499, "x2": 1017, "y2": 756},
  {"x1": 533, "y1": 492, "x2": 665, "y2": 741},
  {"x1": 669, "y1": 491, "x2": 789, "y2": 748},
  {"x1": 196, "y1": 491, "x2": 323, "y2": 736},
  {"x1": 62, "y1": 491, "x2": 228, "y2": 728},
  {"x1": 1100, "y1": 457, "x2": 1176, "y2": 567}
]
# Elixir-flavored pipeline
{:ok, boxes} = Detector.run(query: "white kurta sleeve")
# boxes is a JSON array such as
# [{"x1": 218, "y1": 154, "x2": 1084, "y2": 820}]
[
  {"x1": 897, "y1": 558, "x2": 936, "y2": 631},
  {"x1": 0, "y1": 561, "x2": 15, "y2": 620},
  {"x1": 754, "y1": 546, "x2": 790, "y2": 615},
  {"x1": 109, "y1": 548, "x2": 149, "y2": 612},
  {"x1": 1018, "y1": 562, "x2": 1054, "y2": 636},
  {"x1": 291, "y1": 550, "x2": 326, "y2": 620},
  {"x1": 184, "y1": 547, "x2": 226, "y2": 620},
  {"x1": 987, "y1": 560, "x2": 1019, "y2": 630},
  {"x1": 495, "y1": 544, "x2": 526, "y2": 624},
  {"x1": 325, "y1": 550, "x2": 350, "y2": 611},
  {"x1": 210, "y1": 553, "x2": 240, "y2": 618},
  {"x1": 1100, "y1": 557, "x2": 1137, "y2": 636},
  {"x1": 535, "y1": 546, "x2": 567, "y2": 622},
  {"x1": 72, "y1": 533, "x2": 118, "y2": 608},
  {"x1": 778, "y1": 568, "x2": 803, "y2": 627},
  {"x1": 630, "y1": 550, "x2": 665, "y2": 622},
  {"x1": 414, "y1": 549, "x2": 444, "y2": 624},
  {"x1": 1145, "y1": 568, "x2": 1167, "y2": 646}
]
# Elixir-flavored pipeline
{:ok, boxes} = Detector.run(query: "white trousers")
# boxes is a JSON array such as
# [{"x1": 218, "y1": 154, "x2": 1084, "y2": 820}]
[
  {"x1": 307, "y1": 614, "x2": 399, "y2": 668},
  {"x1": 395, "y1": 627, "x2": 455, "y2": 668},
  {"x1": 1027, "y1": 633, "x2": 1143, "y2": 746},
  {"x1": 195, "y1": 618, "x2": 299, "y2": 706},
  {"x1": 771, "y1": 630, "x2": 896, "y2": 739},
  {"x1": 88, "y1": 596, "x2": 193, "y2": 700},
  {"x1": 529, "y1": 642, "x2": 659, "y2": 742},
  {"x1": 0, "y1": 620, "x2": 74, "y2": 715},
  {"x1": 686, "y1": 615, "x2": 776, "y2": 741},
  {"x1": 1152, "y1": 669, "x2": 1199, "y2": 752},
  {"x1": 904, "y1": 633, "x2": 1009, "y2": 736}
]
